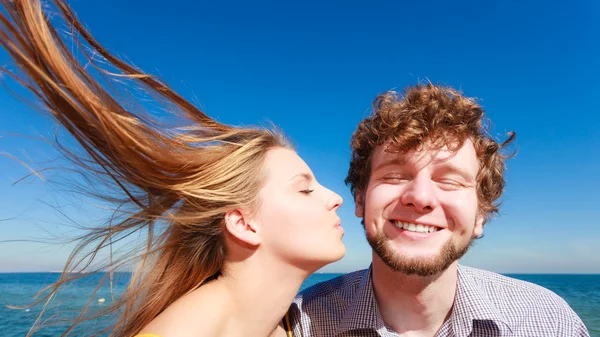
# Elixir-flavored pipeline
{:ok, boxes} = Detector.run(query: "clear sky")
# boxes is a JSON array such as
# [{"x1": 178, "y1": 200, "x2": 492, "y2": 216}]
[{"x1": 1, "y1": 0, "x2": 599, "y2": 273}]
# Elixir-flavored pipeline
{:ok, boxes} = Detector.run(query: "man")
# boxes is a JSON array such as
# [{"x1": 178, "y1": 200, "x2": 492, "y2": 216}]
[{"x1": 289, "y1": 84, "x2": 589, "y2": 336}]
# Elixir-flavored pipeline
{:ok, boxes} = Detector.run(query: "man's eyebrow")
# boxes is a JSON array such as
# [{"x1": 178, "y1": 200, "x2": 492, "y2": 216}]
[
  {"x1": 436, "y1": 163, "x2": 476, "y2": 182},
  {"x1": 372, "y1": 157, "x2": 407, "y2": 171},
  {"x1": 289, "y1": 173, "x2": 313, "y2": 182}
]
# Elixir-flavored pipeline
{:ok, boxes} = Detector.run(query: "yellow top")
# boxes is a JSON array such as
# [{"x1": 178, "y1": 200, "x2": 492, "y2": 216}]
[
  {"x1": 134, "y1": 313, "x2": 293, "y2": 337},
  {"x1": 283, "y1": 311, "x2": 293, "y2": 337}
]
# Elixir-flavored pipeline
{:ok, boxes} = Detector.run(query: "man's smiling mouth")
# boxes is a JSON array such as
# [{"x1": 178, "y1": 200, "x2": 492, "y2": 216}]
[{"x1": 391, "y1": 220, "x2": 441, "y2": 234}]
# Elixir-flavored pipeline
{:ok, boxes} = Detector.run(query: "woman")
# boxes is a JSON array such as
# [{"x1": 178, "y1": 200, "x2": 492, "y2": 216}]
[{"x1": 0, "y1": 0, "x2": 345, "y2": 336}]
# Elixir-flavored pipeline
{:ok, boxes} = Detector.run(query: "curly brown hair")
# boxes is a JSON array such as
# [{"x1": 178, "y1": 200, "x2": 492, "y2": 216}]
[{"x1": 345, "y1": 83, "x2": 516, "y2": 224}]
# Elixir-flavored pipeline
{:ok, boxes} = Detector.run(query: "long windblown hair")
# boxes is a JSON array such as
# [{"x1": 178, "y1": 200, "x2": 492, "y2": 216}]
[{"x1": 0, "y1": 0, "x2": 289, "y2": 336}]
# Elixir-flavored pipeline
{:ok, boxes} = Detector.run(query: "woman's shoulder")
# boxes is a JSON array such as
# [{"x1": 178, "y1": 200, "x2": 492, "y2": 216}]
[{"x1": 137, "y1": 286, "x2": 228, "y2": 337}]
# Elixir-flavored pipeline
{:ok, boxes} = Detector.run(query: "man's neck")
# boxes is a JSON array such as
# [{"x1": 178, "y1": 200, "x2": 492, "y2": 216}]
[{"x1": 371, "y1": 255, "x2": 459, "y2": 337}]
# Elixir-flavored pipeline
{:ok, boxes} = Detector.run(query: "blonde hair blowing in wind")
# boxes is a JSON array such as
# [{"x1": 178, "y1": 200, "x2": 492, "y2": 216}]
[{"x1": 0, "y1": 0, "x2": 290, "y2": 336}]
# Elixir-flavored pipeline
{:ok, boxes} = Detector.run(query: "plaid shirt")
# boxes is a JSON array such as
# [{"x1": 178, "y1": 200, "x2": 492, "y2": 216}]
[{"x1": 289, "y1": 265, "x2": 590, "y2": 337}]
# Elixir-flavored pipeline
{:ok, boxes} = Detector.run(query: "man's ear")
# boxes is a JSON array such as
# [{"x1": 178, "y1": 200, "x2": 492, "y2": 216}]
[
  {"x1": 224, "y1": 209, "x2": 261, "y2": 246},
  {"x1": 354, "y1": 191, "x2": 365, "y2": 218},
  {"x1": 473, "y1": 214, "x2": 485, "y2": 237}
]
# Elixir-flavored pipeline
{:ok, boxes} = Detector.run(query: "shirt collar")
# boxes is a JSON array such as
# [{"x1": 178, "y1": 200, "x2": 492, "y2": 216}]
[
  {"x1": 335, "y1": 264, "x2": 514, "y2": 336},
  {"x1": 336, "y1": 266, "x2": 390, "y2": 335},
  {"x1": 451, "y1": 265, "x2": 514, "y2": 335}
]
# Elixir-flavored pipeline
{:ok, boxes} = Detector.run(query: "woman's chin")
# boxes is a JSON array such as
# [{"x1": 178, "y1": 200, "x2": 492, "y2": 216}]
[{"x1": 319, "y1": 243, "x2": 347, "y2": 267}]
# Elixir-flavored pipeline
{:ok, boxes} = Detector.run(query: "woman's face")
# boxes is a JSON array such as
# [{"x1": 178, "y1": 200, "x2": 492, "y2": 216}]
[{"x1": 254, "y1": 148, "x2": 345, "y2": 271}]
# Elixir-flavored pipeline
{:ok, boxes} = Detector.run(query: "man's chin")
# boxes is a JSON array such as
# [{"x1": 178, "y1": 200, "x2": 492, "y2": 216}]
[
  {"x1": 378, "y1": 254, "x2": 456, "y2": 277},
  {"x1": 367, "y1": 233, "x2": 472, "y2": 277}
]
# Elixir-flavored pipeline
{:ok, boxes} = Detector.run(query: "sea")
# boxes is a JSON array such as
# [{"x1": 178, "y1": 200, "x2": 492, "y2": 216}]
[{"x1": 1, "y1": 272, "x2": 599, "y2": 337}]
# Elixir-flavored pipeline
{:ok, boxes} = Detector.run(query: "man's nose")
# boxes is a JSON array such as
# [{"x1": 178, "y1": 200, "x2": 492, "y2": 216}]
[{"x1": 400, "y1": 176, "x2": 439, "y2": 213}]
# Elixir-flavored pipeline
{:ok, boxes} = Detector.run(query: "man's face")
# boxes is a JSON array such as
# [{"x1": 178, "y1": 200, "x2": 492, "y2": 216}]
[{"x1": 356, "y1": 138, "x2": 484, "y2": 277}]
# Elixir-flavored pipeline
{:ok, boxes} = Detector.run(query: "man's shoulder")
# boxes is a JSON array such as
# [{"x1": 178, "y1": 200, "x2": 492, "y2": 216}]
[
  {"x1": 296, "y1": 269, "x2": 366, "y2": 303},
  {"x1": 289, "y1": 270, "x2": 370, "y2": 336},
  {"x1": 460, "y1": 266, "x2": 585, "y2": 324},
  {"x1": 292, "y1": 268, "x2": 367, "y2": 314},
  {"x1": 461, "y1": 265, "x2": 568, "y2": 303}
]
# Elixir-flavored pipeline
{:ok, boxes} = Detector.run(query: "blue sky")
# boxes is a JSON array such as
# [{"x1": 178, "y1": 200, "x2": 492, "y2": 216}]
[{"x1": 1, "y1": 0, "x2": 599, "y2": 273}]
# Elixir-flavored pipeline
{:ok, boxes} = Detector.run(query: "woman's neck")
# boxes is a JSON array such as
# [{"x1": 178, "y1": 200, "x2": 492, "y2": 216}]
[{"x1": 213, "y1": 254, "x2": 310, "y2": 336}]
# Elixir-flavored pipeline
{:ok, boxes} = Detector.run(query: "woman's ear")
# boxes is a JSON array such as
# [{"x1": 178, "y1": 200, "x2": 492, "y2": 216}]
[{"x1": 224, "y1": 209, "x2": 261, "y2": 246}]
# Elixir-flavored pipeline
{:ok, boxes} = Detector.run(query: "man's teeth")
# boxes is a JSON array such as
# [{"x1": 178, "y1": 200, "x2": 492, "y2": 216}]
[{"x1": 392, "y1": 221, "x2": 438, "y2": 233}]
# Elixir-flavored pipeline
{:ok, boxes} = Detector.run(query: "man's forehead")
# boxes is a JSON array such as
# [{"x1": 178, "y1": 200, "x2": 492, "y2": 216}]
[{"x1": 372, "y1": 138, "x2": 478, "y2": 167}]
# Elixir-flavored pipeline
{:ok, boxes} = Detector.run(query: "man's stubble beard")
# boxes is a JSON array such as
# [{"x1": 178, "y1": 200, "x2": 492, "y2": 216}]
[{"x1": 366, "y1": 226, "x2": 475, "y2": 277}]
